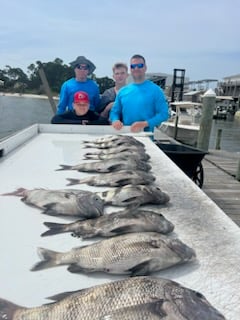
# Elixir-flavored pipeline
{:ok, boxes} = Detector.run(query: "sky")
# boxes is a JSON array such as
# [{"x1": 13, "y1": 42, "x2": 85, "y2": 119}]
[{"x1": 0, "y1": 0, "x2": 240, "y2": 84}]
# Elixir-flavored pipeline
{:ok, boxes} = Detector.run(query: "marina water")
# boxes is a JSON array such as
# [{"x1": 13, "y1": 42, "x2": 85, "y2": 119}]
[{"x1": 0, "y1": 95, "x2": 239, "y2": 152}]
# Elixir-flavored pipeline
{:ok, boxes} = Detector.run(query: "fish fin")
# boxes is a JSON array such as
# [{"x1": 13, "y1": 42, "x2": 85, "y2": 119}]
[
  {"x1": 114, "y1": 178, "x2": 133, "y2": 186},
  {"x1": 125, "y1": 202, "x2": 141, "y2": 210},
  {"x1": 148, "y1": 300, "x2": 166, "y2": 317},
  {"x1": 1, "y1": 187, "x2": 26, "y2": 197},
  {"x1": 0, "y1": 297, "x2": 23, "y2": 320},
  {"x1": 107, "y1": 164, "x2": 126, "y2": 171},
  {"x1": 55, "y1": 165, "x2": 72, "y2": 171},
  {"x1": 67, "y1": 264, "x2": 91, "y2": 274},
  {"x1": 31, "y1": 247, "x2": 59, "y2": 271},
  {"x1": 128, "y1": 260, "x2": 155, "y2": 276},
  {"x1": 110, "y1": 225, "x2": 139, "y2": 235},
  {"x1": 41, "y1": 222, "x2": 67, "y2": 237},
  {"x1": 47, "y1": 290, "x2": 80, "y2": 301},
  {"x1": 135, "y1": 300, "x2": 166, "y2": 317},
  {"x1": 41, "y1": 203, "x2": 62, "y2": 216},
  {"x1": 66, "y1": 178, "x2": 81, "y2": 186}
]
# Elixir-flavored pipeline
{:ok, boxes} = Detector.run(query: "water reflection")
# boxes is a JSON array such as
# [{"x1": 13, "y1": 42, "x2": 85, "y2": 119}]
[{"x1": 0, "y1": 95, "x2": 239, "y2": 152}]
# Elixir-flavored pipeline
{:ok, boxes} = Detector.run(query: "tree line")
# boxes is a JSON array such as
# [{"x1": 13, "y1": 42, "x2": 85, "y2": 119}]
[{"x1": 0, "y1": 58, "x2": 115, "y2": 95}]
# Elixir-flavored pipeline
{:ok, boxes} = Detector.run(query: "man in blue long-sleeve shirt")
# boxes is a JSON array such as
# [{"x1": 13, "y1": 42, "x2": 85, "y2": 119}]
[
  {"x1": 56, "y1": 56, "x2": 100, "y2": 115},
  {"x1": 110, "y1": 54, "x2": 169, "y2": 132}
]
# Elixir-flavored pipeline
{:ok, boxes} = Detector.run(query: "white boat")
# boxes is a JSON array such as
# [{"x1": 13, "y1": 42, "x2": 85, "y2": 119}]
[{"x1": 156, "y1": 101, "x2": 201, "y2": 146}]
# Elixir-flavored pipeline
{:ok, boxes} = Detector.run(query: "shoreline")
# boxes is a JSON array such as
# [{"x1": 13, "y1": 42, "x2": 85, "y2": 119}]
[{"x1": 0, "y1": 92, "x2": 59, "y2": 100}]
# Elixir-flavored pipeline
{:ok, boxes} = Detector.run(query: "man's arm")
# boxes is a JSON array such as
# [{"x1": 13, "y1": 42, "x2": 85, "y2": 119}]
[{"x1": 56, "y1": 82, "x2": 68, "y2": 115}]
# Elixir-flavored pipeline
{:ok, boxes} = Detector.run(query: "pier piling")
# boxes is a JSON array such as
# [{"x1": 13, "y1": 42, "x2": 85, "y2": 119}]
[{"x1": 197, "y1": 89, "x2": 216, "y2": 151}]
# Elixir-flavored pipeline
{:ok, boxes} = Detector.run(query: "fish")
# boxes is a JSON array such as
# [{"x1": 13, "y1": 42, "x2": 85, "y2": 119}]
[
  {"x1": 96, "y1": 184, "x2": 170, "y2": 207},
  {"x1": 56, "y1": 157, "x2": 152, "y2": 173},
  {"x1": 66, "y1": 170, "x2": 156, "y2": 187},
  {"x1": 41, "y1": 207, "x2": 174, "y2": 238},
  {"x1": 83, "y1": 149, "x2": 151, "y2": 161},
  {"x1": 0, "y1": 276, "x2": 226, "y2": 320},
  {"x1": 2, "y1": 188, "x2": 104, "y2": 218},
  {"x1": 83, "y1": 134, "x2": 144, "y2": 145},
  {"x1": 31, "y1": 232, "x2": 196, "y2": 275},
  {"x1": 82, "y1": 144, "x2": 146, "y2": 156},
  {"x1": 83, "y1": 135, "x2": 145, "y2": 149}
]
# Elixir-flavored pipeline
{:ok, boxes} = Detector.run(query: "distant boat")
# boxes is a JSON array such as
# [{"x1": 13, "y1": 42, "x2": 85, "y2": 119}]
[
  {"x1": 156, "y1": 101, "x2": 201, "y2": 146},
  {"x1": 214, "y1": 96, "x2": 236, "y2": 120}
]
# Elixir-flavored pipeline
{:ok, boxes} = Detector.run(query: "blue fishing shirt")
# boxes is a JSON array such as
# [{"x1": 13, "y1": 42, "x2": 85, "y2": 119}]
[
  {"x1": 56, "y1": 78, "x2": 100, "y2": 115},
  {"x1": 109, "y1": 80, "x2": 169, "y2": 131}
]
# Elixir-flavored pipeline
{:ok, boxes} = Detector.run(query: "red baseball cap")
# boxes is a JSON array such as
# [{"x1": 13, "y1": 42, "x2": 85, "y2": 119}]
[{"x1": 74, "y1": 91, "x2": 89, "y2": 103}]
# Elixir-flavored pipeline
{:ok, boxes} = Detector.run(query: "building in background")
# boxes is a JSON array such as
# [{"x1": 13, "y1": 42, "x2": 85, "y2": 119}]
[{"x1": 217, "y1": 74, "x2": 240, "y2": 98}]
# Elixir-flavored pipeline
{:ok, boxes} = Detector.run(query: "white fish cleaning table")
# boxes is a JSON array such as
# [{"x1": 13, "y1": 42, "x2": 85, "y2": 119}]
[{"x1": 0, "y1": 124, "x2": 239, "y2": 319}]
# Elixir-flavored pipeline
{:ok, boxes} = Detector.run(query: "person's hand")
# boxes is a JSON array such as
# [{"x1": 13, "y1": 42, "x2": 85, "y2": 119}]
[
  {"x1": 131, "y1": 121, "x2": 148, "y2": 132},
  {"x1": 112, "y1": 120, "x2": 123, "y2": 130},
  {"x1": 100, "y1": 102, "x2": 114, "y2": 118}
]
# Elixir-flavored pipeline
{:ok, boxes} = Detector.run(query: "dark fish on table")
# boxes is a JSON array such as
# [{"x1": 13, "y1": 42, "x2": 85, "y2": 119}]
[
  {"x1": 31, "y1": 232, "x2": 196, "y2": 275},
  {"x1": 41, "y1": 207, "x2": 174, "y2": 237},
  {"x1": 2, "y1": 188, "x2": 104, "y2": 218},
  {"x1": 83, "y1": 134, "x2": 144, "y2": 145},
  {"x1": 66, "y1": 170, "x2": 156, "y2": 187},
  {"x1": 0, "y1": 276, "x2": 226, "y2": 320},
  {"x1": 82, "y1": 144, "x2": 146, "y2": 155},
  {"x1": 56, "y1": 157, "x2": 151, "y2": 173},
  {"x1": 83, "y1": 135, "x2": 145, "y2": 149},
  {"x1": 97, "y1": 184, "x2": 170, "y2": 207},
  {"x1": 83, "y1": 149, "x2": 151, "y2": 161}
]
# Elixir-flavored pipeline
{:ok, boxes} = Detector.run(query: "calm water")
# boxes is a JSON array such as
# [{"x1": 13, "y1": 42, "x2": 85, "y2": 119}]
[{"x1": 0, "y1": 95, "x2": 239, "y2": 152}]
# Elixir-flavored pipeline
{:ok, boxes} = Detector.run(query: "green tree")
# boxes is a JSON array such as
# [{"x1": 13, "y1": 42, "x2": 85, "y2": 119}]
[{"x1": 96, "y1": 76, "x2": 114, "y2": 94}]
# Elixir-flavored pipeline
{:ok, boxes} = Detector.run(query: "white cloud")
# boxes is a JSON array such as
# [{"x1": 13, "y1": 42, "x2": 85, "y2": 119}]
[{"x1": 0, "y1": 0, "x2": 239, "y2": 80}]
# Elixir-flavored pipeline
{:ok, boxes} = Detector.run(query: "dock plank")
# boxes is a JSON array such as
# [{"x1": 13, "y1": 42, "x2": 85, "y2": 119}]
[{"x1": 202, "y1": 149, "x2": 240, "y2": 227}]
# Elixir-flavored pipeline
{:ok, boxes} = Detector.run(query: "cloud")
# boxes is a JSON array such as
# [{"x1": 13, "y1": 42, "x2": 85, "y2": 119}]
[{"x1": 0, "y1": 0, "x2": 239, "y2": 80}]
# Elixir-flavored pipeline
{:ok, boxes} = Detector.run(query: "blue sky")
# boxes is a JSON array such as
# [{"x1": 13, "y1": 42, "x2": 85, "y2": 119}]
[{"x1": 0, "y1": 0, "x2": 239, "y2": 82}]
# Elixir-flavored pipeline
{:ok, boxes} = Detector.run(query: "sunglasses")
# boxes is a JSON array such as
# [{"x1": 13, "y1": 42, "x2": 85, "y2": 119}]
[
  {"x1": 130, "y1": 63, "x2": 144, "y2": 69},
  {"x1": 75, "y1": 64, "x2": 88, "y2": 70}
]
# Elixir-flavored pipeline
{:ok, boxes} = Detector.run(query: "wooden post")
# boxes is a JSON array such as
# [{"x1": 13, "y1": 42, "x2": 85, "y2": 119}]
[
  {"x1": 197, "y1": 89, "x2": 216, "y2": 151},
  {"x1": 38, "y1": 68, "x2": 57, "y2": 114},
  {"x1": 236, "y1": 159, "x2": 240, "y2": 181},
  {"x1": 215, "y1": 129, "x2": 222, "y2": 150}
]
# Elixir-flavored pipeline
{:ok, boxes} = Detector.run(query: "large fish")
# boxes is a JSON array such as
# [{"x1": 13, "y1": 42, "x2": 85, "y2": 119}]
[
  {"x1": 31, "y1": 232, "x2": 196, "y2": 275},
  {"x1": 41, "y1": 208, "x2": 174, "y2": 238},
  {"x1": 83, "y1": 144, "x2": 146, "y2": 156},
  {"x1": 96, "y1": 184, "x2": 170, "y2": 207},
  {"x1": 66, "y1": 170, "x2": 156, "y2": 187},
  {"x1": 2, "y1": 188, "x2": 104, "y2": 218},
  {"x1": 83, "y1": 149, "x2": 151, "y2": 161},
  {"x1": 56, "y1": 157, "x2": 151, "y2": 173},
  {"x1": 83, "y1": 135, "x2": 145, "y2": 149},
  {"x1": 83, "y1": 134, "x2": 144, "y2": 145},
  {"x1": 0, "y1": 276, "x2": 226, "y2": 320}
]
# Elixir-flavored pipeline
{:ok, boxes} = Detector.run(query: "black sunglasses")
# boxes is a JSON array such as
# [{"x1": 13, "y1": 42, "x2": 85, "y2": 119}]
[
  {"x1": 75, "y1": 64, "x2": 88, "y2": 70},
  {"x1": 130, "y1": 63, "x2": 144, "y2": 69}
]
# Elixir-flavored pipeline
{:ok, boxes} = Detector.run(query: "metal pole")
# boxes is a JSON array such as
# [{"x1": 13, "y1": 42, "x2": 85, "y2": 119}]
[
  {"x1": 38, "y1": 68, "x2": 57, "y2": 114},
  {"x1": 197, "y1": 89, "x2": 216, "y2": 151}
]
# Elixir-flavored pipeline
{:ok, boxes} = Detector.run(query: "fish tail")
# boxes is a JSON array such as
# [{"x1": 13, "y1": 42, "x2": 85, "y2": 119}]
[
  {"x1": 41, "y1": 222, "x2": 67, "y2": 236},
  {"x1": 0, "y1": 297, "x2": 23, "y2": 319},
  {"x1": 1, "y1": 187, "x2": 26, "y2": 197},
  {"x1": 66, "y1": 178, "x2": 81, "y2": 186},
  {"x1": 55, "y1": 165, "x2": 72, "y2": 171},
  {"x1": 31, "y1": 247, "x2": 60, "y2": 271}
]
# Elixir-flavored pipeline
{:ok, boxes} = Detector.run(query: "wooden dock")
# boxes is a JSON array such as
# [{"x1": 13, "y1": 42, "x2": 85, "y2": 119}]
[{"x1": 202, "y1": 150, "x2": 240, "y2": 227}]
